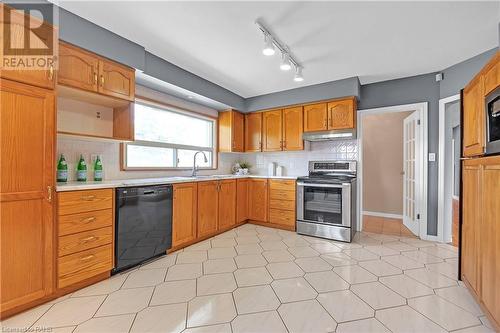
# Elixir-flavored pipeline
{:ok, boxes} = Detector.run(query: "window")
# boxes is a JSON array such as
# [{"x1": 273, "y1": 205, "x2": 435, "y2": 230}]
[{"x1": 123, "y1": 101, "x2": 217, "y2": 169}]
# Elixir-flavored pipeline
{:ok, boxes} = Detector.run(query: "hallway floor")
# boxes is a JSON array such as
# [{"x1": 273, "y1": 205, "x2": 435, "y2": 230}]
[{"x1": 1, "y1": 225, "x2": 493, "y2": 333}]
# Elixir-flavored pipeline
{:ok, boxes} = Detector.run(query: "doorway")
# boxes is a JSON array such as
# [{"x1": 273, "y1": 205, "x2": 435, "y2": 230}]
[
  {"x1": 438, "y1": 95, "x2": 461, "y2": 246},
  {"x1": 357, "y1": 103, "x2": 429, "y2": 239}
]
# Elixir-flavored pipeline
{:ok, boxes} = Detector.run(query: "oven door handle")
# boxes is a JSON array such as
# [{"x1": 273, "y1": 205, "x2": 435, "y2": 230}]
[{"x1": 297, "y1": 182, "x2": 347, "y2": 188}]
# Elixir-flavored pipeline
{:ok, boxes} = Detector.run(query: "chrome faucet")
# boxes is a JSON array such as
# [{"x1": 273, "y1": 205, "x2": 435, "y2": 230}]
[{"x1": 192, "y1": 151, "x2": 208, "y2": 177}]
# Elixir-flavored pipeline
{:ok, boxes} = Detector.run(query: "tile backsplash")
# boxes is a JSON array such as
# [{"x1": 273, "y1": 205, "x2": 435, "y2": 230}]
[{"x1": 57, "y1": 137, "x2": 357, "y2": 181}]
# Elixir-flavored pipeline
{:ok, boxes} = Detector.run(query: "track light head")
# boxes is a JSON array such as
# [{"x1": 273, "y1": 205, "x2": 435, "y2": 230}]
[
  {"x1": 294, "y1": 67, "x2": 304, "y2": 82},
  {"x1": 280, "y1": 53, "x2": 291, "y2": 71},
  {"x1": 262, "y1": 34, "x2": 275, "y2": 56}
]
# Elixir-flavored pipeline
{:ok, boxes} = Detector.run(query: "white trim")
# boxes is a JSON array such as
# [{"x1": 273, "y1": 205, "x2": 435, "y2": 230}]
[
  {"x1": 357, "y1": 102, "x2": 429, "y2": 239},
  {"x1": 362, "y1": 211, "x2": 404, "y2": 220},
  {"x1": 438, "y1": 94, "x2": 461, "y2": 243}
]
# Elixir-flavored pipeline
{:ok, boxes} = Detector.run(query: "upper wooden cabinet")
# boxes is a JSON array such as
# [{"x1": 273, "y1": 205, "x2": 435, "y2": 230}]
[
  {"x1": 245, "y1": 112, "x2": 263, "y2": 152},
  {"x1": 1, "y1": 79, "x2": 55, "y2": 316},
  {"x1": 58, "y1": 42, "x2": 135, "y2": 102},
  {"x1": 483, "y1": 52, "x2": 500, "y2": 95},
  {"x1": 304, "y1": 103, "x2": 328, "y2": 132},
  {"x1": 219, "y1": 110, "x2": 244, "y2": 152},
  {"x1": 172, "y1": 183, "x2": 198, "y2": 248},
  {"x1": 463, "y1": 75, "x2": 485, "y2": 157},
  {"x1": 328, "y1": 97, "x2": 356, "y2": 130},
  {"x1": 282, "y1": 107, "x2": 304, "y2": 151},
  {"x1": 262, "y1": 110, "x2": 283, "y2": 152}
]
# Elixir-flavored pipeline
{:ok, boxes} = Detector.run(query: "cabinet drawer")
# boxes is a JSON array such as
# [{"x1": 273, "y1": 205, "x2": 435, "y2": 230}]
[
  {"x1": 58, "y1": 244, "x2": 113, "y2": 289},
  {"x1": 269, "y1": 199, "x2": 295, "y2": 211},
  {"x1": 58, "y1": 226, "x2": 113, "y2": 257},
  {"x1": 269, "y1": 209, "x2": 296, "y2": 227},
  {"x1": 269, "y1": 190, "x2": 295, "y2": 201},
  {"x1": 58, "y1": 189, "x2": 113, "y2": 215},
  {"x1": 269, "y1": 180, "x2": 296, "y2": 191},
  {"x1": 58, "y1": 209, "x2": 113, "y2": 236}
]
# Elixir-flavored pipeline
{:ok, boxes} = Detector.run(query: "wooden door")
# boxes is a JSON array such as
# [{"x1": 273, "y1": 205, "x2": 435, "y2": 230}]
[
  {"x1": 303, "y1": 103, "x2": 327, "y2": 132},
  {"x1": 232, "y1": 111, "x2": 245, "y2": 152},
  {"x1": 172, "y1": 183, "x2": 197, "y2": 248},
  {"x1": 328, "y1": 98, "x2": 356, "y2": 130},
  {"x1": 262, "y1": 110, "x2": 283, "y2": 152},
  {"x1": 197, "y1": 181, "x2": 219, "y2": 238},
  {"x1": 463, "y1": 76, "x2": 485, "y2": 157},
  {"x1": 236, "y1": 179, "x2": 249, "y2": 223},
  {"x1": 218, "y1": 180, "x2": 236, "y2": 230},
  {"x1": 0, "y1": 79, "x2": 55, "y2": 315},
  {"x1": 461, "y1": 161, "x2": 481, "y2": 294},
  {"x1": 283, "y1": 106, "x2": 304, "y2": 151},
  {"x1": 480, "y1": 158, "x2": 500, "y2": 324},
  {"x1": 0, "y1": 5, "x2": 56, "y2": 89},
  {"x1": 248, "y1": 179, "x2": 268, "y2": 222},
  {"x1": 98, "y1": 59, "x2": 135, "y2": 101},
  {"x1": 245, "y1": 113, "x2": 262, "y2": 152},
  {"x1": 58, "y1": 42, "x2": 99, "y2": 92}
]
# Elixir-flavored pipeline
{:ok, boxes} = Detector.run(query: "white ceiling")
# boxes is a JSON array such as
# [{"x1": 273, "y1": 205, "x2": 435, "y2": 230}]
[{"x1": 56, "y1": 1, "x2": 499, "y2": 98}]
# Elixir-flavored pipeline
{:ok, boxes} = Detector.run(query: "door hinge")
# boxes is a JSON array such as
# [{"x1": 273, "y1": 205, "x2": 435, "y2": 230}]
[
  {"x1": 417, "y1": 214, "x2": 420, "y2": 220},
  {"x1": 417, "y1": 119, "x2": 421, "y2": 125}
]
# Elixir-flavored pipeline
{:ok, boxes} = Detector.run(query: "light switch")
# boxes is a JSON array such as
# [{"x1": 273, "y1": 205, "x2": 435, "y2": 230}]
[{"x1": 428, "y1": 153, "x2": 436, "y2": 162}]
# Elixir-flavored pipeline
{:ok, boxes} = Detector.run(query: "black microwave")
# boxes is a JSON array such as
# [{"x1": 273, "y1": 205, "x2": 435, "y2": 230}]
[{"x1": 486, "y1": 86, "x2": 500, "y2": 155}]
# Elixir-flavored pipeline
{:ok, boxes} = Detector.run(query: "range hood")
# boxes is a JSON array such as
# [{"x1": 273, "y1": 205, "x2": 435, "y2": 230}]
[{"x1": 303, "y1": 128, "x2": 357, "y2": 141}]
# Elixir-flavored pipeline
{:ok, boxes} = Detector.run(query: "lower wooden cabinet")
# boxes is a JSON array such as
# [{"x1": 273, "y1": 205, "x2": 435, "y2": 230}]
[
  {"x1": 218, "y1": 180, "x2": 237, "y2": 230},
  {"x1": 248, "y1": 179, "x2": 268, "y2": 222},
  {"x1": 268, "y1": 180, "x2": 296, "y2": 229},
  {"x1": 236, "y1": 179, "x2": 249, "y2": 223},
  {"x1": 172, "y1": 183, "x2": 198, "y2": 248},
  {"x1": 197, "y1": 181, "x2": 219, "y2": 238}
]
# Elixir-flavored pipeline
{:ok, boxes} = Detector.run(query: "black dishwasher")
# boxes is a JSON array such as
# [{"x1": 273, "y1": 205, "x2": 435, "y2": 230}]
[{"x1": 113, "y1": 185, "x2": 172, "y2": 273}]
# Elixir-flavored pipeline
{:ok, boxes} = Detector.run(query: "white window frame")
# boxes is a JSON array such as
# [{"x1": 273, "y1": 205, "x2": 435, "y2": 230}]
[{"x1": 122, "y1": 99, "x2": 218, "y2": 171}]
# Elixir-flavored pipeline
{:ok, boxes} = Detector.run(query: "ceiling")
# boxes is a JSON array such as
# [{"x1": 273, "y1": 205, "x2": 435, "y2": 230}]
[{"x1": 56, "y1": 1, "x2": 499, "y2": 98}]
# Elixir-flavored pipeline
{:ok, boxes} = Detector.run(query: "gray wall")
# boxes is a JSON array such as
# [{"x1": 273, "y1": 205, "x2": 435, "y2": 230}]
[
  {"x1": 359, "y1": 73, "x2": 441, "y2": 236},
  {"x1": 245, "y1": 77, "x2": 361, "y2": 112}
]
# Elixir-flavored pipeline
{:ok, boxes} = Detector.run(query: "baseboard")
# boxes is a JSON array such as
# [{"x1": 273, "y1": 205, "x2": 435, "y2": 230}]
[{"x1": 362, "y1": 211, "x2": 403, "y2": 220}]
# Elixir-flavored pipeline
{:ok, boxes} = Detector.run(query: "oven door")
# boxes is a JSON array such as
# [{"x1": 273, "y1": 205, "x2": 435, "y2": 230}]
[{"x1": 296, "y1": 182, "x2": 351, "y2": 228}]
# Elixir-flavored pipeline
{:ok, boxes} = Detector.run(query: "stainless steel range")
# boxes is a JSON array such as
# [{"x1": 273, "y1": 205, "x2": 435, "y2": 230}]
[{"x1": 296, "y1": 161, "x2": 357, "y2": 242}]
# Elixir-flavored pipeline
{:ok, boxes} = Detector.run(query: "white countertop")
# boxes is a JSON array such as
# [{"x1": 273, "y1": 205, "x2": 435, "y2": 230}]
[{"x1": 56, "y1": 174, "x2": 298, "y2": 192}]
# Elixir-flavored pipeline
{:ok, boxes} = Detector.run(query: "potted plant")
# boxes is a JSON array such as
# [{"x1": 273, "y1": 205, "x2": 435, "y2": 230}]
[{"x1": 238, "y1": 161, "x2": 251, "y2": 175}]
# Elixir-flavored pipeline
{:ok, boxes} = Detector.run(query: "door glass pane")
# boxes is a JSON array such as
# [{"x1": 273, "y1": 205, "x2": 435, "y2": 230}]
[
  {"x1": 126, "y1": 145, "x2": 174, "y2": 168},
  {"x1": 304, "y1": 187, "x2": 343, "y2": 225},
  {"x1": 177, "y1": 150, "x2": 212, "y2": 168}
]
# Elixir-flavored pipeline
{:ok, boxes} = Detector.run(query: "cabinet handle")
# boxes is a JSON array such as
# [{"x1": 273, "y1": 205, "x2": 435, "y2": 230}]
[
  {"x1": 81, "y1": 195, "x2": 96, "y2": 201},
  {"x1": 283, "y1": 141, "x2": 287, "y2": 149},
  {"x1": 100, "y1": 75, "x2": 104, "y2": 86},
  {"x1": 94, "y1": 72, "x2": 98, "y2": 85},
  {"x1": 324, "y1": 119, "x2": 327, "y2": 128},
  {"x1": 80, "y1": 254, "x2": 95, "y2": 262},
  {"x1": 48, "y1": 64, "x2": 54, "y2": 81},
  {"x1": 80, "y1": 216, "x2": 96, "y2": 224},
  {"x1": 47, "y1": 186, "x2": 52, "y2": 202},
  {"x1": 80, "y1": 236, "x2": 97, "y2": 244}
]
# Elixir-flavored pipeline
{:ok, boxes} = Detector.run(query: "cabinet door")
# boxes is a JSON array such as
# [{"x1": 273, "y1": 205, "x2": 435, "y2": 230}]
[
  {"x1": 218, "y1": 111, "x2": 232, "y2": 152},
  {"x1": 481, "y1": 161, "x2": 500, "y2": 324},
  {"x1": 232, "y1": 111, "x2": 245, "y2": 152},
  {"x1": 236, "y1": 179, "x2": 249, "y2": 223},
  {"x1": 461, "y1": 161, "x2": 481, "y2": 294},
  {"x1": 1, "y1": 79, "x2": 55, "y2": 314},
  {"x1": 283, "y1": 106, "x2": 304, "y2": 151},
  {"x1": 0, "y1": 6, "x2": 56, "y2": 89},
  {"x1": 303, "y1": 103, "x2": 327, "y2": 132},
  {"x1": 248, "y1": 179, "x2": 268, "y2": 222},
  {"x1": 484, "y1": 53, "x2": 499, "y2": 95},
  {"x1": 98, "y1": 59, "x2": 135, "y2": 101},
  {"x1": 218, "y1": 180, "x2": 236, "y2": 230},
  {"x1": 172, "y1": 183, "x2": 197, "y2": 248},
  {"x1": 58, "y1": 42, "x2": 99, "y2": 92},
  {"x1": 463, "y1": 76, "x2": 485, "y2": 157},
  {"x1": 197, "y1": 181, "x2": 219, "y2": 238},
  {"x1": 328, "y1": 98, "x2": 356, "y2": 130},
  {"x1": 262, "y1": 110, "x2": 283, "y2": 152},
  {"x1": 245, "y1": 113, "x2": 262, "y2": 152}
]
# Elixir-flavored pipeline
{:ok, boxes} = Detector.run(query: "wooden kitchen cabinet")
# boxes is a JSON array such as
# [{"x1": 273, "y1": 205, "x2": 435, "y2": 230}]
[
  {"x1": 219, "y1": 110, "x2": 244, "y2": 152},
  {"x1": 58, "y1": 42, "x2": 99, "y2": 92},
  {"x1": 483, "y1": 52, "x2": 499, "y2": 95},
  {"x1": 98, "y1": 58, "x2": 135, "y2": 101},
  {"x1": 172, "y1": 183, "x2": 198, "y2": 248},
  {"x1": 197, "y1": 181, "x2": 219, "y2": 238},
  {"x1": 236, "y1": 179, "x2": 249, "y2": 223},
  {"x1": 282, "y1": 106, "x2": 304, "y2": 151},
  {"x1": 463, "y1": 75, "x2": 485, "y2": 157},
  {"x1": 262, "y1": 110, "x2": 283, "y2": 151},
  {"x1": 245, "y1": 112, "x2": 263, "y2": 152},
  {"x1": 248, "y1": 179, "x2": 268, "y2": 222},
  {"x1": 1, "y1": 79, "x2": 55, "y2": 316},
  {"x1": 218, "y1": 180, "x2": 237, "y2": 230},
  {"x1": 268, "y1": 180, "x2": 296, "y2": 230},
  {"x1": 303, "y1": 103, "x2": 328, "y2": 132},
  {"x1": 328, "y1": 97, "x2": 356, "y2": 130}
]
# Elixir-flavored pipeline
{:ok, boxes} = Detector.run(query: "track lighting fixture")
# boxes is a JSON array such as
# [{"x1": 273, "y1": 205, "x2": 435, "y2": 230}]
[
  {"x1": 280, "y1": 53, "x2": 291, "y2": 71},
  {"x1": 262, "y1": 34, "x2": 275, "y2": 56},
  {"x1": 294, "y1": 67, "x2": 304, "y2": 82}
]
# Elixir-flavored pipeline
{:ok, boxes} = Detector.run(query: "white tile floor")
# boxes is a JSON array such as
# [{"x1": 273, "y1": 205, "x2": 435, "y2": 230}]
[{"x1": 1, "y1": 225, "x2": 495, "y2": 333}]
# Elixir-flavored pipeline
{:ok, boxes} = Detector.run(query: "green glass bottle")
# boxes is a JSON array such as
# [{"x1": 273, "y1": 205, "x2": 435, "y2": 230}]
[
  {"x1": 76, "y1": 154, "x2": 87, "y2": 182},
  {"x1": 56, "y1": 154, "x2": 68, "y2": 182},
  {"x1": 94, "y1": 155, "x2": 103, "y2": 181}
]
